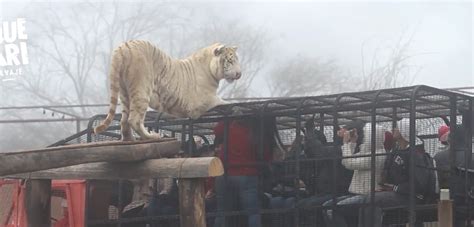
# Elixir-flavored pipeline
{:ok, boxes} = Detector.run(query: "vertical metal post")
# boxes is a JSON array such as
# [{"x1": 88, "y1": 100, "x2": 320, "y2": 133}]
[
  {"x1": 117, "y1": 180, "x2": 123, "y2": 227},
  {"x1": 319, "y1": 113, "x2": 325, "y2": 131},
  {"x1": 84, "y1": 181, "x2": 89, "y2": 227},
  {"x1": 449, "y1": 96, "x2": 458, "y2": 171},
  {"x1": 188, "y1": 119, "x2": 194, "y2": 156},
  {"x1": 76, "y1": 119, "x2": 81, "y2": 143},
  {"x1": 408, "y1": 87, "x2": 420, "y2": 227},
  {"x1": 294, "y1": 111, "x2": 302, "y2": 227},
  {"x1": 181, "y1": 124, "x2": 187, "y2": 144},
  {"x1": 76, "y1": 119, "x2": 81, "y2": 132},
  {"x1": 331, "y1": 96, "x2": 342, "y2": 215},
  {"x1": 257, "y1": 110, "x2": 266, "y2": 226},
  {"x1": 449, "y1": 95, "x2": 459, "y2": 227},
  {"x1": 369, "y1": 91, "x2": 381, "y2": 227},
  {"x1": 392, "y1": 107, "x2": 398, "y2": 130},
  {"x1": 466, "y1": 98, "x2": 473, "y2": 223},
  {"x1": 222, "y1": 117, "x2": 230, "y2": 227},
  {"x1": 293, "y1": 99, "x2": 306, "y2": 227},
  {"x1": 449, "y1": 96, "x2": 459, "y2": 227}
]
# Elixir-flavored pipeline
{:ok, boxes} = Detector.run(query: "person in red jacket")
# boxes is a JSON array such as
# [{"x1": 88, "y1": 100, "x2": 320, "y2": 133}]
[{"x1": 213, "y1": 116, "x2": 275, "y2": 227}]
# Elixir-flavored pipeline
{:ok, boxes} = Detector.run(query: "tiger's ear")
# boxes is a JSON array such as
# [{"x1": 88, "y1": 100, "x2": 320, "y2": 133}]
[
  {"x1": 214, "y1": 45, "x2": 225, "y2": 56},
  {"x1": 231, "y1": 46, "x2": 238, "y2": 51}
]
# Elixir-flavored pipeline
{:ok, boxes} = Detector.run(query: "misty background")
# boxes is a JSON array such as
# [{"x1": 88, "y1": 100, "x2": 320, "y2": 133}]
[{"x1": 0, "y1": 0, "x2": 472, "y2": 151}]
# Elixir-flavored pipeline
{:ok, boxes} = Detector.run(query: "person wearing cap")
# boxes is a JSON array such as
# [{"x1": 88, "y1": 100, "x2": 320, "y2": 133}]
[
  {"x1": 359, "y1": 118, "x2": 437, "y2": 227},
  {"x1": 438, "y1": 125, "x2": 450, "y2": 146},
  {"x1": 433, "y1": 125, "x2": 450, "y2": 188}
]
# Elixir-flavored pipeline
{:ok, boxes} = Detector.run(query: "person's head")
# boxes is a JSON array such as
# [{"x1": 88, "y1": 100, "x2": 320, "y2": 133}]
[
  {"x1": 360, "y1": 123, "x2": 389, "y2": 151},
  {"x1": 438, "y1": 125, "x2": 450, "y2": 145},
  {"x1": 343, "y1": 119, "x2": 366, "y2": 146},
  {"x1": 393, "y1": 118, "x2": 423, "y2": 150},
  {"x1": 383, "y1": 131, "x2": 395, "y2": 152},
  {"x1": 314, "y1": 129, "x2": 327, "y2": 145}
]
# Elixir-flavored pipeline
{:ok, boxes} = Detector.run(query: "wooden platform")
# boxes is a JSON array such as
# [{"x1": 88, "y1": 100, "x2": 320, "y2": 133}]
[{"x1": 0, "y1": 138, "x2": 180, "y2": 177}]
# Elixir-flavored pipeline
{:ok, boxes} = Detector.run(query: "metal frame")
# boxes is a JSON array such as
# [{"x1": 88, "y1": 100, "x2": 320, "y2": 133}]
[{"x1": 49, "y1": 85, "x2": 473, "y2": 227}]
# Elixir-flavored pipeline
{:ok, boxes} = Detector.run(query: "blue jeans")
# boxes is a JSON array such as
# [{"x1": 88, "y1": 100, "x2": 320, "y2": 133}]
[
  {"x1": 270, "y1": 196, "x2": 296, "y2": 209},
  {"x1": 269, "y1": 196, "x2": 295, "y2": 227},
  {"x1": 323, "y1": 194, "x2": 365, "y2": 227},
  {"x1": 296, "y1": 194, "x2": 334, "y2": 227},
  {"x1": 214, "y1": 175, "x2": 261, "y2": 227},
  {"x1": 296, "y1": 194, "x2": 334, "y2": 208},
  {"x1": 358, "y1": 191, "x2": 425, "y2": 227}
]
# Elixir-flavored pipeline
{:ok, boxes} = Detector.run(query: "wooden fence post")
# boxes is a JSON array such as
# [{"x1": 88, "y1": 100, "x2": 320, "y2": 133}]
[
  {"x1": 438, "y1": 200, "x2": 453, "y2": 227},
  {"x1": 25, "y1": 179, "x2": 51, "y2": 227},
  {"x1": 438, "y1": 189, "x2": 453, "y2": 227},
  {"x1": 179, "y1": 178, "x2": 206, "y2": 227}
]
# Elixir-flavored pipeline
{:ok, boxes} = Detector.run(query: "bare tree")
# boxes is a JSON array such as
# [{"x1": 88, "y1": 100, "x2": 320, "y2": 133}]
[
  {"x1": 359, "y1": 33, "x2": 422, "y2": 90},
  {"x1": 0, "y1": 1, "x2": 190, "y2": 150},
  {"x1": 268, "y1": 55, "x2": 351, "y2": 97},
  {"x1": 16, "y1": 1, "x2": 187, "y2": 117}
]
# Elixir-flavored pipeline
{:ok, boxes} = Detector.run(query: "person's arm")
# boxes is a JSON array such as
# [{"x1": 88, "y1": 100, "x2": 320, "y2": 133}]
[
  {"x1": 342, "y1": 144, "x2": 386, "y2": 170},
  {"x1": 391, "y1": 153, "x2": 429, "y2": 196}
]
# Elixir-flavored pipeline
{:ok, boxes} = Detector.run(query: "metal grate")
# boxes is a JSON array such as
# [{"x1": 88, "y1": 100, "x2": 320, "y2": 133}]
[{"x1": 46, "y1": 85, "x2": 472, "y2": 227}]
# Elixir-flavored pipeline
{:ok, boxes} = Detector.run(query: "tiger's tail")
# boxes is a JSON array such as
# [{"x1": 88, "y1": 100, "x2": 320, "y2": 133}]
[{"x1": 94, "y1": 48, "x2": 123, "y2": 135}]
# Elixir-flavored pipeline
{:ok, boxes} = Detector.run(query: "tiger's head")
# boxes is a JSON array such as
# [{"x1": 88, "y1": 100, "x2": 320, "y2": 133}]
[{"x1": 210, "y1": 44, "x2": 241, "y2": 83}]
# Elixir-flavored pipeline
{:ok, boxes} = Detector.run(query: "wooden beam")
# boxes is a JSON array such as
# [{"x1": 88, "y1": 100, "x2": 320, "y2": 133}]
[
  {"x1": 25, "y1": 179, "x2": 51, "y2": 227},
  {"x1": 10, "y1": 157, "x2": 224, "y2": 180},
  {"x1": 438, "y1": 200, "x2": 453, "y2": 227},
  {"x1": 179, "y1": 178, "x2": 206, "y2": 227},
  {"x1": 0, "y1": 139, "x2": 180, "y2": 176}
]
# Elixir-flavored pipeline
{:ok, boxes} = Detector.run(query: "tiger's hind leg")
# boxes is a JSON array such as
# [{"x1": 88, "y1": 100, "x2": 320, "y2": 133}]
[
  {"x1": 128, "y1": 91, "x2": 161, "y2": 140},
  {"x1": 119, "y1": 90, "x2": 135, "y2": 141}
]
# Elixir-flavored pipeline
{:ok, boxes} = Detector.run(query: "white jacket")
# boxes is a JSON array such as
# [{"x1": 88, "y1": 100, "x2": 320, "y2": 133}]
[{"x1": 341, "y1": 123, "x2": 387, "y2": 195}]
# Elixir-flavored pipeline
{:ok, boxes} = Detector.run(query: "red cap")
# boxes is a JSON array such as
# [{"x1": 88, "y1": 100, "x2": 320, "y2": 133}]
[
  {"x1": 438, "y1": 125, "x2": 450, "y2": 142},
  {"x1": 384, "y1": 131, "x2": 395, "y2": 151}
]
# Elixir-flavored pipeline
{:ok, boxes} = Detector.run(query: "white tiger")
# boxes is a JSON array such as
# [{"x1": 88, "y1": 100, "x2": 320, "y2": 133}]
[{"x1": 94, "y1": 40, "x2": 241, "y2": 140}]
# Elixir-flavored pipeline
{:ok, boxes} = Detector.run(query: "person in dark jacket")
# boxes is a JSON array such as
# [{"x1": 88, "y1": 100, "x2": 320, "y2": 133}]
[
  {"x1": 359, "y1": 118, "x2": 437, "y2": 227},
  {"x1": 295, "y1": 119, "x2": 354, "y2": 226},
  {"x1": 433, "y1": 125, "x2": 450, "y2": 189},
  {"x1": 444, "y1": 124, "x2": 474, "y2": 227}
]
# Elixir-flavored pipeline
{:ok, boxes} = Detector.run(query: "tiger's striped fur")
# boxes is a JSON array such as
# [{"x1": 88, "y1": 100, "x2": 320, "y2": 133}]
[{"x1": 94, "y1": 40, "x2": 241, "y2": 140}]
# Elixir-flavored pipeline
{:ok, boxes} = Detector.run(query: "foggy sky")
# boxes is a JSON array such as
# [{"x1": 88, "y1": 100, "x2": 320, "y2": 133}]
[
  {"x1": 0, "y1": 0, "x2": 472, "y2": 150},
  {"x1": 235, "y1": 1, "x2": 472, "y2": 90},
  {"x1": 1, "y1": 0, "x2": 472, "y2": 94}
]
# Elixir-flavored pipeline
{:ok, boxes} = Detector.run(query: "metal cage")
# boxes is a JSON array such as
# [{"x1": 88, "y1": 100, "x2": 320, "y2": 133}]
[{"x1": 50, "y1": 85, "x2": 473, "y2": 227}]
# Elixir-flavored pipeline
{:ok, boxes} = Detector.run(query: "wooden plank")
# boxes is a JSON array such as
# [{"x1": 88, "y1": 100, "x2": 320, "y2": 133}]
[
  {"x1": 0, "y1": 139, "x2": 180, "y2": 176},
  {"x1": 179, "y1": 178, "x2": 206, "y2": 227},
  {"x1": 25, "y1": 179, "x2": 51, "y2": 227},
  {"x1": 438, "y1": 200, "x2": 453, "y2": 227},
  {"x1": 9, "y1": 157, "x2": 224, "y2": 179}
]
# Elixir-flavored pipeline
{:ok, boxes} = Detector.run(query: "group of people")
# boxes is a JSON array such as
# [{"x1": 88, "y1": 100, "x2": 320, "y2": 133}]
[
  {"x1": 205, "y1": 116, "x2": 453, "y2": 227},
  {"x1": 108, "y1": 114, "x2": 469, "y2": 227}
]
